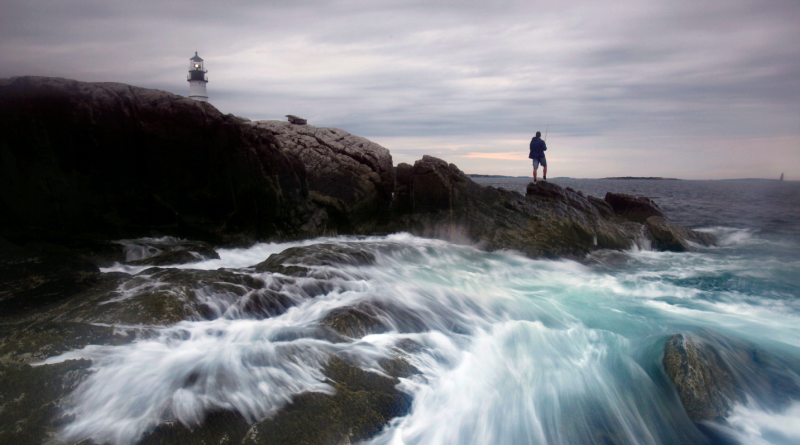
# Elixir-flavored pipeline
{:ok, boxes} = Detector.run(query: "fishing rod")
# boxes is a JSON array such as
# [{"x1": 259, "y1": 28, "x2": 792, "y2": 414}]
[{"x1": 544, "y1": 125, "x2": 549, "y2": 142}]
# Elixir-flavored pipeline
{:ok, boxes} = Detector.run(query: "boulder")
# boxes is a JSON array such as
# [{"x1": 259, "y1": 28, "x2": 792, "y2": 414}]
[
  {"x1": 645, "y1": 216, "x2": 716, "y2": 252},
  {"x1": 0, "y1": 76, "x2": 322, "y2": 245},
  {"x1": 663, "y1": 333, "x2": 743, "y2": 421},
  {"x1": 604, "y1": 192, "x2": 665, "y2": 223},
  {"x1": 252, "y1": 120, "x2": 394, "y2": 233},
  {"x1": 321, "y1": 303, "x2": 389, "y2": 338},
  {"x1": 663, "y1": 331, "x2": 800, "y2": 422}
]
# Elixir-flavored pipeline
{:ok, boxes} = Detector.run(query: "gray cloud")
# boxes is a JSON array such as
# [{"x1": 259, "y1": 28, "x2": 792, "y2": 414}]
[{"x1": 1, "y1": 0, "x2": 799, "y2": 178}]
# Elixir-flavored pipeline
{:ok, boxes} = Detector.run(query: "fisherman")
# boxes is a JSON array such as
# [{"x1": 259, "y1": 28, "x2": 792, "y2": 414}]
[{"x1": 529, "y1": 131, "x2": 547, "y2": 182}]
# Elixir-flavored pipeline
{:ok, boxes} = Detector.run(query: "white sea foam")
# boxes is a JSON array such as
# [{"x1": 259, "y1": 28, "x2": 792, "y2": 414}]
[
  {"x1": 713, "y1": 402, "x2": 800, "y2": 445},
  {"x1": 42, "y1": 234, "x2": 800, "y2": 445}
]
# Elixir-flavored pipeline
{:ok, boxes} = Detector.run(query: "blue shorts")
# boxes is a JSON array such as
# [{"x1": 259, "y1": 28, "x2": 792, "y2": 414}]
[{"x1": 532, "y1": 157, "x2": 547, "y2": 169}]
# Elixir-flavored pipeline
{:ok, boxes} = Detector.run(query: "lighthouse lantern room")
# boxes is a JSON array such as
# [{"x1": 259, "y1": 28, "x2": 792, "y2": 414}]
[{"x1": 187, "y1": 52, "x2": 208, "y2": 102}]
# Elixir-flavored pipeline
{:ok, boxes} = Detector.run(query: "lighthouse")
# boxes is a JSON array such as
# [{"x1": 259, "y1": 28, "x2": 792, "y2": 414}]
[{"x1": 187, "y1": 52, "x2": 208, "y2": 102}]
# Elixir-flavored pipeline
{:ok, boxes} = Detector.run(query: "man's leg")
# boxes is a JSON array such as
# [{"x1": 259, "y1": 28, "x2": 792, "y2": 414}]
[{"x1": 543, "y1": 165, "x2": 547, "y2": 180}]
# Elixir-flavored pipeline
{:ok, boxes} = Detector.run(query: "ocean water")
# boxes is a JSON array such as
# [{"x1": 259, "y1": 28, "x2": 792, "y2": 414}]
[{"x1": 40, "y1": 179, "x2": 800, "y2": 445}]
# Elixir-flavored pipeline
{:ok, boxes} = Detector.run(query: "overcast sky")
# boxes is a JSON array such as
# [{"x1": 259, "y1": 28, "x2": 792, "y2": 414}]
[{"x1": 2, "y1": 0, "x2": 799, "y2": 178}]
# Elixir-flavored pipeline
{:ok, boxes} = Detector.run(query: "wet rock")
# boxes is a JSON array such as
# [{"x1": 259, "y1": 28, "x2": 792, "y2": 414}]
[
  {"x1": 241, "y1": 357, "x2": 412, "y2": 445},
  {"x1": 645, "y1": 216, "x2": 717, "y2": 252},
  {"x1": 254, "y1": 243, "x2": 376, "y2": 274},
  {"x1": 120, "y1": 239, "x2": 221, "y2": 266},
  {"x1": 0, "y1": 321, "x2": 130, "y2": 364},
  {"x1": 126, "y1": 247, "x2": 217, "y2": 266},
  {"x1": 587, "y1": 195, "x2": 615, "y2": 218},
  {"x1": 85, "y1": 268, "x2": 267, "y2": 324},
  {"x1": 0, "y1": 240, "x2": 100, "y2": 317},
  {"x1": 321, "y1": 304, "x2": 388, "y2": 338},
  {"x1": 253, "y1": 120, "x2": 394, "y2": 233},
  {"x1": 663, "y1": 333, "x2": 743, "y2": 421},
  {"x1": 390, "y1": 156, "x2": 639, "y2": 259},
  {"x1": 0, "y1": 359, "x2": 92, "y2": 444},
  {"x1": 138, "y1": 410, "x2": 251, "y2": 445},
  {"x1": 604, "y1": 192, "x2": 665, "y2": 224},
  {"x1": 663, "y1": 331, "x2": 800, "y2": 422}
]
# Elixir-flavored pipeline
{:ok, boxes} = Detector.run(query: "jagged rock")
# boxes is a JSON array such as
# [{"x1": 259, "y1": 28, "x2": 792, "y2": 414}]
[
  {"x1": 663, "y1": 331, "x2": 800, "y2": 422},
  {"x1": 588, "y1": 195, "x2": 615, "y2": 218},
  {"x1": 252, "y1": 121, "x2": 394, "y2": 232},
  {"x1": 390, "y1": 156, "x2": 639, "y2": 258},
  {"x1": 645, "y1": 216, "x2": 717, "y2": 252},
  {"x1": 0, "y1": 76, "x2": 321, "y2": 245},
  {"x1": 604, "y1": 192, "x2": 665, "y2": 223}
]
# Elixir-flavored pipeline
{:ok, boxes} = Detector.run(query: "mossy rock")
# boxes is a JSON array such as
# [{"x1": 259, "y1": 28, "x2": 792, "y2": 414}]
[
  {"x1": 241, "y1": 357, "x2": 412, "y2": 445},
  {"x1": 321, "y1": 304, "x2": 387, "y2": 339},
  {"x1": 254, "y1": 244, "x2": 376, "y2": 275},
  {"x1": 0, "y1": 359, "x2": 92, "y2": 444},
  {"x1": 0, "y1": 321, "x2": 130, "y2": 364},
  {"x1": 138, "y1": 410, "x2": 251, "y2": 445}
]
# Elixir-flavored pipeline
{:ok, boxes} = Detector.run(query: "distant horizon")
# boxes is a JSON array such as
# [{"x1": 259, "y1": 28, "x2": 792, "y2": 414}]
[{"x1": 463, "y1": 173, "x2": 794, "y2": 181}]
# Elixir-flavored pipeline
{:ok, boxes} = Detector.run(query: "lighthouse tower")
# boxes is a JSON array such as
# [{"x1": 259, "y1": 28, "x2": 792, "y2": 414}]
[{"x1": 187, "y1": 52, "x2": 208, "y2": 102}]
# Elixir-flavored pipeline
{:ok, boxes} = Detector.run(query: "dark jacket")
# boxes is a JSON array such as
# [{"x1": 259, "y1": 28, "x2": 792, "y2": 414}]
[{"x1": 529, "y1": 136, "x2": 547, "y2": 159}]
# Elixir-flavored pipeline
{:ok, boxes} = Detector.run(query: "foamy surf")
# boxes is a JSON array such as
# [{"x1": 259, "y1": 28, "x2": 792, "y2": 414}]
[{"x1": 41, "y1": 231, "x2": 800, "y2": 445}]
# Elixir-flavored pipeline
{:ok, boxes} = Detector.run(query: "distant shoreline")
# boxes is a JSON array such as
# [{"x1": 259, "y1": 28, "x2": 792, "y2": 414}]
[
  {"x1": 467, "y1": 174, "x2": 791, "y2": 181},
  {"x1": 601, "y1": 176, "x2": 679, "y2": 180}
]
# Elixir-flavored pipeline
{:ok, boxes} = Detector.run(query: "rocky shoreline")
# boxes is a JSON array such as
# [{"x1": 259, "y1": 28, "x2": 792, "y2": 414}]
[{"x1": 0, "y1": 76, "x2": 764, "y2": 445}]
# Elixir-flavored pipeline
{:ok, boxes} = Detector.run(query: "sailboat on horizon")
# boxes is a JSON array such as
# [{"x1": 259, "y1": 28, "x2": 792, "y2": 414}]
[{"x1": 780, "y1": 172, "x2": 784, "y2": 181}]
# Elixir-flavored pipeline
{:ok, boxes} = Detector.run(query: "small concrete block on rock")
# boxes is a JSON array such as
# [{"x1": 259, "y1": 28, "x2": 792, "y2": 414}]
[{"x1": 285, "y1": 115, "x2": 307, "y2": 125}]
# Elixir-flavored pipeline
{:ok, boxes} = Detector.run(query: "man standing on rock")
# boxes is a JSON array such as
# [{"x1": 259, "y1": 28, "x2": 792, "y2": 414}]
[{"x1": 529, "y1": 131, "x2": 547, "y2": 182}]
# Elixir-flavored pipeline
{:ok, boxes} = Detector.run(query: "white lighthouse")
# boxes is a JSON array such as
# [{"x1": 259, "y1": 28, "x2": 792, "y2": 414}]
[{"x1": 187, "y1": 52, "x2": 208, "y2": 102}]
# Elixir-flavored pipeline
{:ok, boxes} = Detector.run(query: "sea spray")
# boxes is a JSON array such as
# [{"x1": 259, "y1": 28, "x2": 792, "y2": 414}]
[{"x1": 40, "y1": 232, "x2": 800, "y2": 445}]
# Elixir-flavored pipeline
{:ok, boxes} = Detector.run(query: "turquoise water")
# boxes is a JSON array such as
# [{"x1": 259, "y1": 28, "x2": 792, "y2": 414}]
[{"x1": 42, "y1": 179, "x2": 800, "y2": 445}]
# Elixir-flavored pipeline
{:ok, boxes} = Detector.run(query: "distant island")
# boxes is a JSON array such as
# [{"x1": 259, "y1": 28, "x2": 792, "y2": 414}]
[
  {"x1": 468, "y1": 174, "x2": 530, "y2": 178},
  {"x1": 602, "y1": 176, "x2": 679, "y2": 180},
  {"x1": 468, "y1": 174, "x2": 575, "y2": 179}
]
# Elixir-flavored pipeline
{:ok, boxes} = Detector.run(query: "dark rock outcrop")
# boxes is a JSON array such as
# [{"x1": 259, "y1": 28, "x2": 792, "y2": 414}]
[
  {"x1": 645, "y1": 216, "x2": 716, "y2": 252},
  {"x1": 253, "y1": 121, "x2": 394, "y2": 233},
  {"x1": 604, "y1": 192, "x2": 665, "y2": 224},
  {"x1": 390, "y1": 156, "x2": 642, "y2": 258},
  {"x1": 663, "y1": 331, "x2": 800, "y2": 422},
  {"x1": 0, "y1": 76, "x2": 322, "y2": 244},
  {"x1": 0, "y1": 240, "x2": 100, "y2": 316}
]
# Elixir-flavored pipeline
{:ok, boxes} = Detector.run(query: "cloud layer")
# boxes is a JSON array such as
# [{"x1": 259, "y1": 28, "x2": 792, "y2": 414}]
[{"x1": 2, "y1": 0, "x2": 799, "y2": 178}]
